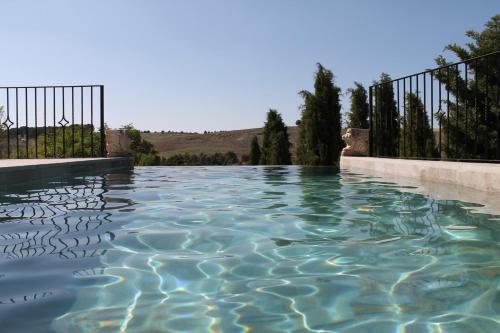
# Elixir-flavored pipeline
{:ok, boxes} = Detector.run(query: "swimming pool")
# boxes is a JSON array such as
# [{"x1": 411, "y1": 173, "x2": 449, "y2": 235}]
[{"x1": 0, "y1": 166, "x2": 499, "y2": 332}]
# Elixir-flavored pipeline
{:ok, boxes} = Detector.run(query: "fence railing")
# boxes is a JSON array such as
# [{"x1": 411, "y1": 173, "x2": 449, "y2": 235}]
[
  {"x1": 0, "y1": 85, "x2": 105, "y2": 159},
  {"x1": 369, "y1": 51, "x2": 499, "y2": 162}
]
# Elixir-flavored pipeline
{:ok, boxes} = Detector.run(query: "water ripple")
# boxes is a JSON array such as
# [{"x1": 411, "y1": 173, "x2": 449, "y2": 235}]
[{"x1": 1, "y1": 167, "x2": 499, "y2": 332}]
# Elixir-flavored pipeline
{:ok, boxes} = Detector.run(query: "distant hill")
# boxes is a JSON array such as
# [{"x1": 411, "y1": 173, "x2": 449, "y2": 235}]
[{"x1": 141, "y1": 126, "x2": 299, "y2": 159}]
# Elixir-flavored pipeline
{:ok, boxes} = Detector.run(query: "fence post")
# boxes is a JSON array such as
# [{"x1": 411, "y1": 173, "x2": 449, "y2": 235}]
[
  {"x1": 369, "y1": 86, "x2": 373, "y2": 157},
  {"x1": 100, "y1": 85, "x2": 105, "y2": 157}
]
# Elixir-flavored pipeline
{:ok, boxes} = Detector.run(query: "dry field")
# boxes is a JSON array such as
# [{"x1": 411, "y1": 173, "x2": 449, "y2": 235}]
[{"x1": 141, "y1": 126, "x2": 299, "y2": 159}]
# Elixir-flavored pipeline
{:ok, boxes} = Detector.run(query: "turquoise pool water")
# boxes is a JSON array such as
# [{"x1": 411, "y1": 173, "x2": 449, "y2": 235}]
[{"x1": 0, "y1": 166, "x2": 499, "y2": 332}]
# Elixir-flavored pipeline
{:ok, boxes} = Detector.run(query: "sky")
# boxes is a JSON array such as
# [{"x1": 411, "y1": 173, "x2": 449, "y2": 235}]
[{"x1": 0, "y1": 0, "x2": 498, "y2": 132}]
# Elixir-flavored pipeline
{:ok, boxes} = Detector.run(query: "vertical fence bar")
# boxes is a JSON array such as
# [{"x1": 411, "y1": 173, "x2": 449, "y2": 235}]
[
  {"x1": 72, "y1": 87, "x2": 75, "y2": 157},
  {"x1": 376, "y1": 85, "x2": 380, "y2": 156},
  {"x1": 369, "y1": 86, "x2": 373, "y2": 157},
  {"x1": 409, "y1": 77, "x2": 413, "y2": 157},
  {"x1": 62, "y1": 87, "x2": 66, "y2": 158},
  {"x1": 416, "y1": 75, "x2": 419, "y2": 157},
  {"x1": 431, "y1": 71, "x2": 434, "y2": 145},
  {"x1": 34, "y1": 88, "x2": 38, "y2": 158},
  {"x1": 25, "y1": 88, "x2": 29, "y2": 158},
  {"x1": 81, "y1": 87, "x2": 84, "y2": 157},
  {"x1": 53, "y1": 87, "x2": 56, "y2": 157},
  {"x1": 44, "y1": 87, "x2": 47, "y2": 158},
  {"x1": 397, "y1": 80, "x2": 400, "y2": 157},
  {"x1": 100, "y1": 85, "x2": 105, "y2": 157},
  {"x1": 496, "y1": 53, "x2": 500, "y2": 160},
  {"x1": 90, "y1": 87, "x2": 94, "y2": 157},
  {"x1": 446, "y1": 67, "x2": 450, "y2": 159},
  {"x1": 474, "y1": 58, "x2": 478, "y2": 157},
  {"x1": 389, "y1": 82, "x2": 393, "y2": 156},
  {"x1": 464, "y1": 63, "x2": 468, "y2": 158},
  {"x1": 438, "y1": 69, "x2": 442, "y2": 156},
  {"x1": 403, "y1": 78, "x2": 406, "y2": 157},
  {"x1": 485, "y1": 56, "x2": 489, "y2": 129},
  {"x1": 455, "y1": 64, "x2": 459, "y2": 158},
  {"x1": 423, "y1": 73, "x2": 426, "y2": 157},
  {"x1": 485, "y1": 56, "x2": 490, "y2": 158},
  {"x1": 16, "y1": 88, "x2": 19, "y2": 158},
  {"x1": 6, "y1": 89, "x2": 11, "y2": 158}
]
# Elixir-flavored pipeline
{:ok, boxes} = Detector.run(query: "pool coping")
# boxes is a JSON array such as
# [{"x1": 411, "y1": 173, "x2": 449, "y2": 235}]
[
  {"x1": 340, "y1": 156, "x2": 500, "y2": 193},
  {"x1": 340, "y1": 156, "x2": 500, "y2": 214},
  {"x1": 0, "y1": 157, "x2": 133, "y2": 186}
]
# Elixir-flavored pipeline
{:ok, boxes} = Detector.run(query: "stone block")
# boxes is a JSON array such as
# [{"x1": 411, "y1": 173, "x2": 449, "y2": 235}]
[
  {"x1": 341, "y1": 128, "x2": 369, "y2": 157},
  {"x1": 106, "y1": 129, "x2": 132, "y2": 157}
]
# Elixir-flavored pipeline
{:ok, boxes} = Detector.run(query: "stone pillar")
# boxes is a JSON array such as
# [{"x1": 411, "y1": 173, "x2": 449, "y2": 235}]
[
  {"x1": 105, "y1": 129, "x2": 132, "y2": 157},
  {"x1": 341, "y1": 128, "x2": 369, "y2": 157}
]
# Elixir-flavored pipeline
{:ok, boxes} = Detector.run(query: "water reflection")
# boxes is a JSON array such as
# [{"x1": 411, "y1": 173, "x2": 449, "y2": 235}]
[{"x1": 0, "y1": 172, "x2": 134, "y2": 333}]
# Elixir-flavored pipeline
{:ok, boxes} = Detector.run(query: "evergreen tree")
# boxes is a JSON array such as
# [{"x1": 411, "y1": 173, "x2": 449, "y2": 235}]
[
  {"x1": 27, "y1": 125, "x2": 101, "y2": 158},
  {"x1": 260, "y1": 109, "x2": 291, "y2": 165},
  {"x1": 346, "y1": 82, "x2": 369, "y2": 128},
  {"x1": 122, "y1": 124, "x2": 161, "y2": 166},
  {"x1": 373, "y1": 73, "x2": 399, "y2": 156},
  {"x1": 296, "y1": 63, "x2": 342, "y2": 165},
  {"x1": 400, "y1": 93, "x2": 437, "y2": 158},
  {"x1": 434, "y1": 14, "x2": 499, "y2": 159},
  {"x1": 248, "y1": 135, "x2": 261, "y2": 165}
]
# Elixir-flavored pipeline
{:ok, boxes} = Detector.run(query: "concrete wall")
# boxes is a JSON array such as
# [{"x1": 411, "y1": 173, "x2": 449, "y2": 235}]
[
  {"x1": 0, "y1": 158, "x2": 133, "y2": 187},
  {"x1": 340, "y1": 156, "x2": 500, "y2": 193}
]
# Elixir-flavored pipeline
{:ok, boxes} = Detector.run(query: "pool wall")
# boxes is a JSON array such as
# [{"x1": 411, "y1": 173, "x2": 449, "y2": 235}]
[
  {"x1": 0, "y1": 157, "x2": 133, "y2": 186},
  {"x1": 341, "y1": 156, "x2": 500, "y2": 193}
]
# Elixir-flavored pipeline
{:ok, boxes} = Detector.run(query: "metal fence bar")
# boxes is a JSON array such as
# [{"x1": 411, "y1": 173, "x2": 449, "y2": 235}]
[
  {"x1": 100, "y1": 85, "x2": 105, "y2": 157},
  {"x1": 6, "y1": 89, "x2": 11, "y2": 158},
  {"x1": 438, "y1": 69, "x2": 442, "y2": 157},
  {"x1": 403, "y1": 78, "x2": 406, "y2": 157},
  {"x1": 455, "y1": 64, "x2": 459, "y2": 158},
  {"x1": 53, "y1": 88, "x2": 56, "y2": 157},
  {"x1": 44, "y1": 88, "x2": 47, "y2": 158},
  {"x1": 463, "y1": 63, "x2": 470, "y2": 158},
  {"x1": 497, "y1": 55, "x2": 500, "y2": 160},
  {"x1": 35, "y1": 88, "x2": 38, "y2": 158},
  {"x1": 15, "y1": 88, "x2": 19, "y2": 158},
  {"x1": 72, "y1": 87, "x2": 75, "y2": 157},
  {"x1": 369, "y1": 86, "x2": 373, "y2": 156},
  {"x1": 474, "y1": 58, "x2": 478, "y2": 157},
  {"x1": 25, "y1": 88, "x2": 29, "y2": 158},
  {"x1": 81, "y1": 87, "x2": 84, "y2": 158},
  {"x1": 90, "y1": 87, "x2": 94, "y2": 157},
  {"x1": 397, "y1": 80, "x2": 400, "y2": 157}
]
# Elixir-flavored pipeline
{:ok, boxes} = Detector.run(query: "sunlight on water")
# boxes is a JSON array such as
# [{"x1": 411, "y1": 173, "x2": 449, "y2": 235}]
[{"x1": 0, "y1": 166, "x2": 499, "y2": 332}]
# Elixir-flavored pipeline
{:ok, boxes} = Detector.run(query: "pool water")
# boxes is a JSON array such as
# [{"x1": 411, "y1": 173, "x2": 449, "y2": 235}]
[{"x1": 0, "y1": 166, "x2": 499, "y2": 332}]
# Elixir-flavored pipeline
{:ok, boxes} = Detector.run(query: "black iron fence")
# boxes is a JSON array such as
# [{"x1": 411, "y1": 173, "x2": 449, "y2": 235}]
[
  {"x1": 0, "y1": 85, "x2": 105, "y2": 159},
  {"x1": 369, "y1": 51, "x2": 499, "y2": 162}
]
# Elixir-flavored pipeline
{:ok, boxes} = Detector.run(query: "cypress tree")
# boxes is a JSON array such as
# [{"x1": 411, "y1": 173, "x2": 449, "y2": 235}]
[
  {"x1": 346, "y1": 82, "x2": 369, "y2": 129},
  {"x1": 296, "y1": 63, "x2": 342, "y2": 165},
  {"x1": 400, "y1": 93, "x2": 437, "y2": 158},
  {"x1": 373, "y1": 73, "x2": 399, "y2": 157},
  {"x1": 260, "y1": 109, "x2": 291, "y2": 165},
  {"x1": 248, "y1": 135, "x2": 261, "y2": 165}
]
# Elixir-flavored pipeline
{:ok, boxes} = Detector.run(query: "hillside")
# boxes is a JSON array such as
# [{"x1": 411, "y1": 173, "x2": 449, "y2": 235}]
[{"x1": 141, "y1": 126, "x2": 299, "y2": 159}]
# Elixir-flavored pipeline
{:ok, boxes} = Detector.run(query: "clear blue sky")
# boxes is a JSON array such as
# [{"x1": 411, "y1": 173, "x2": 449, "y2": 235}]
[{"x1": 1, "y1": 0, "x2": 498, "y2": 132}]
